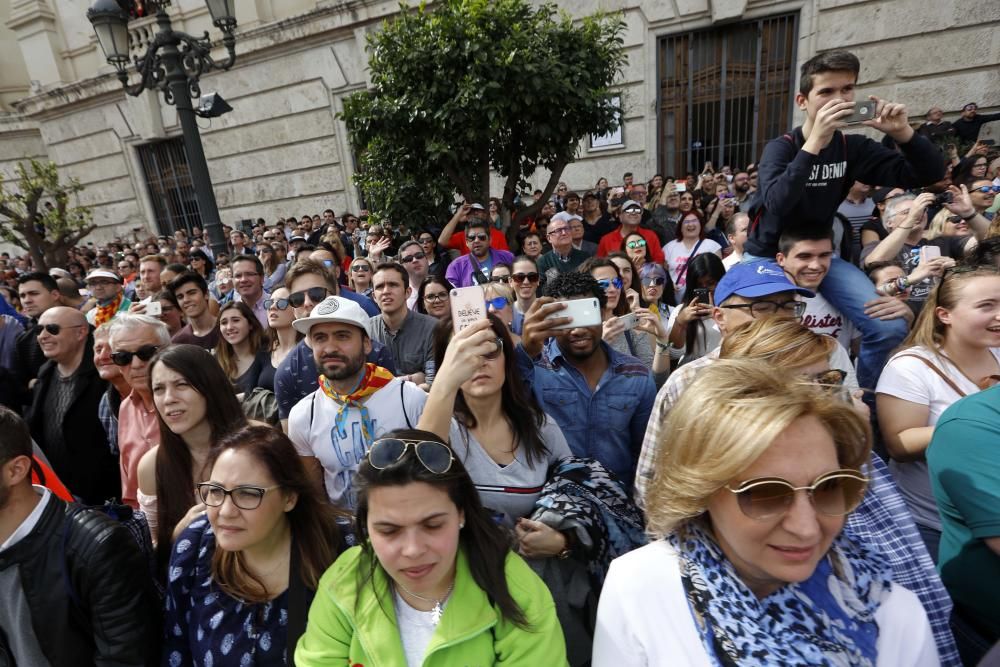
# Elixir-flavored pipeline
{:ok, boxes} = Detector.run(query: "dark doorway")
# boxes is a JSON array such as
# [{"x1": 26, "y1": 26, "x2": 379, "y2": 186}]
[{"x1": 136, "y1": 137, "x2": 203, "y2": 237}]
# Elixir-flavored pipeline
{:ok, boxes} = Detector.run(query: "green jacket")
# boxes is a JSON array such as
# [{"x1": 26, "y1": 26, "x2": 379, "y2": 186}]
[{"x1": 296, "y1": 545, "x2": 568, "y2": 666}]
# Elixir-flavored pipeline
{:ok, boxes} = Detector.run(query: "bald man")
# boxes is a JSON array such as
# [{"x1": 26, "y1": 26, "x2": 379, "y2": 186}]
[{"x1": 25, "y1": 307, "x2": 119, "y2": 504}]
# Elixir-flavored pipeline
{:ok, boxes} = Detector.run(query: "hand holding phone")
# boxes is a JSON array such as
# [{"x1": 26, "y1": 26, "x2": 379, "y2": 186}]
[
  {"x1": 919, "y1": 245, "x2": 941, "y2": 263},
  {"x1": 543, "y1": 297, "x2": 601, "y2": 330},
  {"x1": 844, "y1": 101, "x2": 876, "y2": 126},
  {"x1": 145, "y1": 301, "x2": 162, "y2": 316}
]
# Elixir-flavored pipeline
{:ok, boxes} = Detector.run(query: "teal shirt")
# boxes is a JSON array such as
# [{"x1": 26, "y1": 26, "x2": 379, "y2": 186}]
[{"x1": 927, "y1": 385, "x2": 1000, "y2": 640}]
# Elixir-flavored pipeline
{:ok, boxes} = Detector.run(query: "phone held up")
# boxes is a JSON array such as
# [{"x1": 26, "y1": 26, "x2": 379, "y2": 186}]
[
  {"x1": 543, "y1": 298, "x2": 602, "y2": 330},
  {"x1": 843, "y1": 100, "x2": 875, "y2": 126},
  {"x1": 450, "y1": 285, "x2": 487, "y2": 333}
]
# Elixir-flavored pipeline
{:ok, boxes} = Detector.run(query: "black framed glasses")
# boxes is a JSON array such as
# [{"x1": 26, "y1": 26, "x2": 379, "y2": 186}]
[
  {"x1": 547, "y1": 227, "x2": 571, "y2": 237},
  {"x1": 418, "y1": 237, "x2": 435, "y2": 245},
  {"x1": 367, "y1": 438, "x2": 454, "y2": 474},
  {"x1": 511, "y1": 272, "x2": 540, "y2": 284},
  {"x1": 720, "y1": 300, "x2": 806, "y2": 319},
  {"x1": 351, "y1": 264, "x2": 372, "y2": 273},
  {"x1": 400, "y1": 251, "x2": 427, "y2": 264},
  {"x1": 424, "y1": 291, "x2": 448, "y2": 303},
  {"x1": 725, "y1": 469, "x2": 869, "y2": 520},
  {"x1": 37, "y1": 323, "x2": 86, "y2": 337},
  {"x1": 597, "y1": 277, "x2": 623, "y2": 291},
  {"x1": 196, "y1": 482, "x2": 280, "y2": 510},
  {"x1": 466, "y1": 233, "x2": 490, "y2": 242},
  {"x1": 288, "y1": 286, "x2": 329, "y2": 308},
  {"x1": 264, "y1": 298, "x2": 291, "y2": 310},
  {"x1": 110, "y1": 344, "x2": 160, "y2": 366}
]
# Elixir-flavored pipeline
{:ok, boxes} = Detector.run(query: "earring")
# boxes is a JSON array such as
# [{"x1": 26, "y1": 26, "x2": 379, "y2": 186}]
[{"x1": 459, "y1": 522, "x2": 465, "y2": 529}]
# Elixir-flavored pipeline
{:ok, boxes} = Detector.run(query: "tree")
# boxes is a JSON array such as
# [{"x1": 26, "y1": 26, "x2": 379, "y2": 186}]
[
  {"x1": 341, "y1": 0, "x2": 627, "y2": 243},
  {"x1": 0, "y1": 159, "x2": 95, "y2": 271}
]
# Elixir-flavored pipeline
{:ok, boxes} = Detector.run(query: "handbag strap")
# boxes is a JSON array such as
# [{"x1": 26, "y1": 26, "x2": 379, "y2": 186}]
[
  {"x1": 896, "y1": 354, "x2": 967, "y2": 398},
  {"x1": 676, "y1": 238, "x2": 705, "y2": 285}
]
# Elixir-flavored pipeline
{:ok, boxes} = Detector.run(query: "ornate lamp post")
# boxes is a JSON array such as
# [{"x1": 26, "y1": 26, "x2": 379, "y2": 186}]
[{"x1": 87, "y1": 0, "x2": 237, "y2": 258}]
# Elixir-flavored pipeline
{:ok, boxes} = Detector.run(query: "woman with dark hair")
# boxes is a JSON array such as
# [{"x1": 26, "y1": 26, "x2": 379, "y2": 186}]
[
  {"x1": 259, "y1": 242, "x2": 287, "y2": 292},
  {"x1": 257, "y1": 286, "x2": 301, "y2": 392},
  {"x1": 215, "y1": 300, "x2": 271, "y2": 394},
  {"x1": 621, "y1": 231, "x2": 654, "y2": 273},
  {"x1": 666, "y1": 252, "x2": 727, "y2": 366},
  {"x1": 639, "y1": 262, "x2": 677, "y2": 330},
  {"x1": 164, "y1": 424, "x2": 347, "y2": 666},
  {"x1": 187, "y1": 248, "x2": 215, "y2": 285},
  {"x1": 520, "y1": 232, "x2": 544, "y2": 260},
  {"x1": 510, "y1": 255, "x2": 541, "y2": 330},
  {"x1": 137, "y1": 344, "x2": 247, "y2": 568},
  {"x1": 296, "y1": 428, "x2": 565, "y2": 666},
  {"x1": 662, "y1": 209, "x2": 722, "y2": 292},
  {"x1": 678, "y1": 190, "x2": 697, "y2": 215},
  {"x1": 951, "y1": 155, "x2": 988, "y2": 186},
  {"x1": 416, "y1": 275, "x2": 454, "y2": 320}
]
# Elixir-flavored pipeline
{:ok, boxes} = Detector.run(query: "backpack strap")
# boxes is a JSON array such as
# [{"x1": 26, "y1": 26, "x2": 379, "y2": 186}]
[
  {"x1": 896, "y1": 354, "x2": 967, "y2": 398},
  {"x1": 401, "y1": 381, "x2": 413, "y2": 429}
]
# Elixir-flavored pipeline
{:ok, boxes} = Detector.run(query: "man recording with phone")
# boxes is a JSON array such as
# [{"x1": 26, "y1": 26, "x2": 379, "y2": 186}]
[{"x1": 748, "y1": 50, "x2": 945, "y2": 392}]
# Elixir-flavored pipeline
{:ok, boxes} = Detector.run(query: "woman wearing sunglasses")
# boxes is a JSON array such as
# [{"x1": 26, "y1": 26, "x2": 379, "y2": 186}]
[
  {"x1": 348, "y1": 256, "x2": 376, "y2": 300},
  {"x1": 483, "y1": 281, "x2": 521, "y2": 345},
  {"x1": 165, "y1": 424, "x2": 347, "y2": 666},
  {"x1": 597, "y1": 360, "x2": 938, "y2": 666},
  {"x1": 296, "y1": 428, "x2": 566, "y2": 666},
  {"x1": 509, "y1": 256, "x2": 541, "y2": 330},
  {"x1": 256, "y1": 286, "x2": 301, "y2": 392},
  {"x1": 876, "y1": 264, "x2": 1000, "y2": 561},
  {"x1": 416, "y1": 275, "x2": 454, "y2": 320},
  {"x1": 638, "y1": 263, "x2": 676, "y2": 333},
  {"x1": 621, "y1": 231, "x2": 654, "y2": 273},
  {"x1": 215, "y1": 301, "x2": 272, "y2": 395},
  {"x1": 137, "y1": 345, "x2": 246, "y2": 567}
]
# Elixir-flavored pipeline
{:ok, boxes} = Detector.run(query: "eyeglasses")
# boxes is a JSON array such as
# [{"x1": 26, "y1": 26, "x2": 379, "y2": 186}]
[
  {"x1": 367, "y1": 438, "x2": 454, "y2": 474},
  {"x1": 424, "y1": 291, "x2": 448, "y2": 303},
  {"x1": 947, "y1": 215, "x2": 963, "y2": 223},
  {"x1": 110, "y1": 344, "x2": 160, "y2": 366},
  {"x1": 288, "y1": 286, "x2": 329, "y2": 308},
  {"x1": 597, "y1": 277, "x2": 623, "y2": 291},
  {"x1": 486, "y1": 296, "x2": 510, "y2": 310},
  {"x1": 264, "y1": 298, "x2": 291, "y2": 310},
  {"x1": 491, "y1": 275, "x2": 511, "y2": 284},
  {"x1": 641, "y1": 276, "x2": 666, "y2": 287},
  {"x1": 626, "y1": 239, "x2": 647, "y2": 249},
  {"x1": 720, "y1": 300, "x2": 806, "y2": 319},
  {"x1": 511, "y1": 272, "x2": 540, "y2": 284},
  {"x1": 37, "y1": 323, "x2": 85, "y2": 337},
  {"x1": 400, "y1": 251, "x2": 426, "y2": 264},
  {"x1": 351, "y1": 264, "x2": 372, "y2": 273},
  {"x1": 466, "y1": 233, "x2": 490, "y2": 242},
  {"x1": 418, "y1": 237, "x2": 435, "y2": 244},
  {"x1": 725, "y1": 469, "x2": 869, "y2": 520},
  {"x1": 973, "y1": 185, "x2": 1000, "y2": 194},
  {"x1": 196, "y1": 482, "x2": 280, "y2": 510},
  {"x1": 623, "y1": 207, "x2": 642, "y2": 214},
  {"x1": 547, "y1": 227, "x2": 571, "y2": 237}
]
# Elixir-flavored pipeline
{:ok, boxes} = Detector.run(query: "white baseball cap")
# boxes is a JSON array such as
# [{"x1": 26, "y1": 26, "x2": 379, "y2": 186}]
[
  {"x1": 292, "y1": 296, "x2": 370, "y2": 335},
  {"x1": 84, "y1": 269, "x2": 122, "y2": 284}
]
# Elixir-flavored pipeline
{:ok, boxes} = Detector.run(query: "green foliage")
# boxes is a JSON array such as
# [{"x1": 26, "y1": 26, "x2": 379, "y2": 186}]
[
  {"x1": 341, "y1": 0, "x2": 627, "y2": 234},
  {"x1": 0, "y1": 159, "x2": 95, "y2": 271}
]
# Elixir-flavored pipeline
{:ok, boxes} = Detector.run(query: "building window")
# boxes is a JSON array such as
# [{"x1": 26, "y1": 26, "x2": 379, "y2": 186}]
[
  {"x1": 590, "y1": 94, "x2": 624, "y2": 150},
  {"x1": 136, "y1": 137, "x2": 202, "y2": 237},
  {"x1": 658, "y1": 13, "x2": 798, "y2": 176}
]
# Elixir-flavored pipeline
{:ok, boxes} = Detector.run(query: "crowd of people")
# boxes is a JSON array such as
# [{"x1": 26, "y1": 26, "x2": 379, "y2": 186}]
[{"x1": 1, "y1": 49, "x2": 1000, "y2": 666}]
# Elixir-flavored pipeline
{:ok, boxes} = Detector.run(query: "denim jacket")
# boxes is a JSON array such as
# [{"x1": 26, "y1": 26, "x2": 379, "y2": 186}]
[{"x1": 515, "y1": 339, "x2": 655, "y2": 490}]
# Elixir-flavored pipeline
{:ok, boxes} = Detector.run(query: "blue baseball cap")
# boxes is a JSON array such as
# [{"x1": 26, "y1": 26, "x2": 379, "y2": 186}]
[{"x1": 714, "y1": 260, "x2": 814, "y2": 305}]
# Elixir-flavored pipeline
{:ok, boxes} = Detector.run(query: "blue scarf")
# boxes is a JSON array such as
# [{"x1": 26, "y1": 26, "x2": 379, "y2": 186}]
[{"x1": 669, "y1": 521, "x2": 892, "y2": 666}]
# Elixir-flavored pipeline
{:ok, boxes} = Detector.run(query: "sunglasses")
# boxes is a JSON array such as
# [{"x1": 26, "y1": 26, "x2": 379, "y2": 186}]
[
  {"x1": 974, "y1": 185, "x2": 1000, "y2": 194},
  {"x1": 288, "y1": 286, "x2": 329, "y2": 308},
  {"x1": 641, "y1": 276, "x2": 666, "y2": 287},
  {"x1": 400, "y1": 251, "x2": 426, "y2": 264},
  {"x1": 196, "y1": 482, "x2": 280, "y2": 510},
  {"x1": 486, "y1": 296, "x2": 510, "y2": 310},
  {"x1": 810, "y1": 369, "x2": 847, "y2": 388},
  {"x1": 367, "y1": 438, "x2": 454, "y2": 475},
  {"x1": 726, "y1": 469, "x2": 869, "y2": 520},
  {"x1": 418, "y1": 237, "x2": 435, "y2": 244},
  {"x1": 351, "y1": 264, "x2": 372, "y2": 273},
  {"x1": 491, "y1": 275, "x2": 511, "y2": 284},
  {"x1": 626, "y1": 239, "x2": 647, "y2": 249},
  {"x1": 597, "y1": 277, "x2": 623, "y2": 291},
  {"x1": 466, "y1": 233, "x2": 490, "y2": 242},
  {"x1": 37, "y1": 323, "x2": 85, "y2": 337},
  {"x1": 264, "y1": 298, "x2": 291, "y2": 310},
  {"x1": 110, "y1": 344, "x2": 160, "y2": 366},
  {"x1": 511, "y1": 272, "x2": 540, "y2": 284}
]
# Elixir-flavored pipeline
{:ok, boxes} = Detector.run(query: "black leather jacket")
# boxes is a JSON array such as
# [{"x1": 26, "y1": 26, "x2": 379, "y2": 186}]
[{"x1": 0, "y1": 494, "x2": 160, "y2": 666}]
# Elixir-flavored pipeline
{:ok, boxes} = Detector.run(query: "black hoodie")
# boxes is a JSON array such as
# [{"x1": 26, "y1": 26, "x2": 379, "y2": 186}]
[{"x1": 746, "y1": 128, "x2": 944, "y2": 258}]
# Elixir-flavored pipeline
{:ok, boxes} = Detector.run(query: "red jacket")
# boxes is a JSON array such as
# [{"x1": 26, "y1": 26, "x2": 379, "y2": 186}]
[
  {"x1": 446, "y1": 228, "x2": 510, "y2": 255},
  {"x1": 597, "y1": 226, "x2": 665, "y2": 264}
]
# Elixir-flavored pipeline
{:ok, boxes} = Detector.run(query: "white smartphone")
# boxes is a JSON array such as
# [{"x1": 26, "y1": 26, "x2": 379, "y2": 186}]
[
  {"x1": 618, "y1": 312, "x2": 638, "y2": 331},
  {"x1": 545, "y1": 297, "x2": 602, "y2": 330},
  {"x1": 675, "y1": 183, "x2": 687, "y2": 192},
  {"x1": 145, "y1": 301, "x2": 162, "y2": 316},
  {"x1": 450, "y1": 285, "x2": 486, "y2": 332},
  {"x1": 919, "y1": 245, "x2": 941, "y2": 263}
]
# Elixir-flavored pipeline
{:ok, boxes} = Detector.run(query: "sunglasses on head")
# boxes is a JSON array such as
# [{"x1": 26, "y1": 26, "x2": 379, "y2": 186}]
[
  {"x1": 110, "y1": 344, "x2": 160, "y2": 366},
  {"x1": 511, "y1": 272, "x2": 539, "y2": 284},
  {"x1": 288, "y1": 286, "x2": 329, "y2": 308},
  {"x1": 400, "y1": 251, "x2": 426, "y2": 264},
  {"x1": 37, "y1": 323, "x2": 85, "y2": 337},
  {"x1": 265, "y1": 297, "x2": 291, "y2": 310},
  {"x1": 626, "y1": 239, "x2": 647, "y2": 249},
  {"x1": 486, "y1": 296, "x2": 510, "y2": 310},
  {"x1": 367, "y1": 438, "x2": 454, "y2": 475},
  {"x1": 725, "y1": 469, "x2": 869, "y2": 521},
  {"x1": 597, "y1": 277, "x2": 623, "y2": 291}
]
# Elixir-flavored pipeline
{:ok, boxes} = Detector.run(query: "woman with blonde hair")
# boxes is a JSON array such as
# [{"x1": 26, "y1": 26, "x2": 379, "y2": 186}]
[
  {"x1": 594, "y1": 359, "x2": 938, "y2": 666},
  {"x1": 923, "y1": 208, "x2": 970, "y2": 241},
  {"x1": 876, "y1": 264, "x2": 1000, "y2": 559},
  {"x1": 348, "y1": 256, "x2": 376, "y2": 300},
  {"x1": 483, "y1": 280, "x2": 521, "y2": 344}
]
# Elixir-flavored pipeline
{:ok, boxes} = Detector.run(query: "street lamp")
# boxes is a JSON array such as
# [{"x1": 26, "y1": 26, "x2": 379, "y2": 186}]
[{"x1": 87, "y1": 0, "x2": 238, "y2": 258}]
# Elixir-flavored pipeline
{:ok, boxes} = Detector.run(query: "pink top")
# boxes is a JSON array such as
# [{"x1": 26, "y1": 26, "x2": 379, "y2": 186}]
[{"x1": 117, "y1": 392, "x2": 159, "y2": 509}]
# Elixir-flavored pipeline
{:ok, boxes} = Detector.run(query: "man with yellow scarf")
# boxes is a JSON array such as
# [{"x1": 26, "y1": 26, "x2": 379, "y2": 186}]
[{"x1": 84, "y1": 269, "x2": 131, "y2": 327}]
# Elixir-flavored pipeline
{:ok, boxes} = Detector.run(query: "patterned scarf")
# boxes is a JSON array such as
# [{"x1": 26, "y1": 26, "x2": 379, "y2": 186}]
[
  {"x1": 668, "y1": 520, "x2": 892, "y2": 666},
  {"x1": 93, "y1": 292, "x2": 124, "y2": 327},
  {"x1": 319, "y1": 363, "x2": 394, "y2": 445}
]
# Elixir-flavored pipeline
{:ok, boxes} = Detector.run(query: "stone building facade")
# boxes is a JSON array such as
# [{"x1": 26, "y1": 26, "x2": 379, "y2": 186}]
[{"x1": 1, "y1": 0, "x2": 997, "y2": 244}]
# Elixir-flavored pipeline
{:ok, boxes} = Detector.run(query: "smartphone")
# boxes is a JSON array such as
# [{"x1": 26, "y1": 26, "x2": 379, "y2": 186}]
[
  {"x1": 693, "y1": 288, "x2": 712, "y2": 305},
  {"x1": 545, "y1": 297, "x2": 602, "y2": 330},
  {"x1": 844, "y1": 101, "x2": 876, "y2": 126},
  {"x1": 618, "y1": 312, "x2": 638, "y2": 331},
  {"x1": 675, "y1": 183, "x2": 687, "y2": 192},
  {"x1": 145, "y1": 301, "x2": 162, "y2": 316},
  {"x1": 919, "y1": 245, "x2": 941, "y2": 263},
  {"x1": 450, "y1": 285, "x2": 487, "y2": 333}
]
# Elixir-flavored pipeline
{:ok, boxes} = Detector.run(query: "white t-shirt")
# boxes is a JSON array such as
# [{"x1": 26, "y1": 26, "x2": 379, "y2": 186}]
[
  {"x1": 800, "y1": 293, "x2": 859, "y2": 351},
  {"x1": 287, "y1": 378, "x2": 428, "y2": 508},
  {"x1": 662, "y1": 239, "x2": 722, "y2": 291},
  {"x1": 393, "y1": 588, "x2": 441, "y2": 667},
  {"x1": 876, "y1": 346, "x2": 1000, "y2": 529},
  {"x1": 592, "y1": 540, "x2": 939, "y2": 667}
]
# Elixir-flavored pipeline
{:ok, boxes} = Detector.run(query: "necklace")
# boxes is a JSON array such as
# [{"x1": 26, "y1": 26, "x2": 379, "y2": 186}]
[{"x1": 394, "y1": 579, "x2": 454, "y2": 625}]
